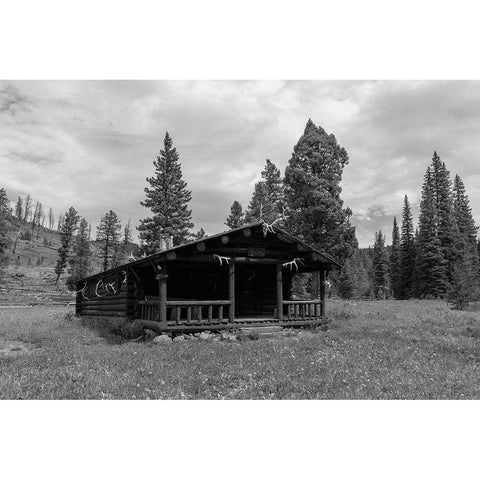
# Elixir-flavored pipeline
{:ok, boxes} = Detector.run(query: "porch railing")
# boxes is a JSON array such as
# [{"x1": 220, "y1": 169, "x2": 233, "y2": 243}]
[
  {"x1": 282, "y1": 300, "x2": 322, "y2": 320},
  {"x1": 138, "y1": 300, "x2": 232, "y2": 325}
]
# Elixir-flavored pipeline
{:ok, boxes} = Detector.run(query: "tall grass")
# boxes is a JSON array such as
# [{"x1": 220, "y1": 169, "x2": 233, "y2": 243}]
[{"x1": 1, "y1": 301, "x2": 480, "y2": 399}]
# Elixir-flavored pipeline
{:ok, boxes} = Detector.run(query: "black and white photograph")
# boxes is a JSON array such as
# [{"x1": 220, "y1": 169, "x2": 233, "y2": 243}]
[
  {"x1": 1, "y1": 1, "x2": 479, "y2": 479},
  {"x1": 4, "y1": 78, "x2": 480, "y2": 401}
]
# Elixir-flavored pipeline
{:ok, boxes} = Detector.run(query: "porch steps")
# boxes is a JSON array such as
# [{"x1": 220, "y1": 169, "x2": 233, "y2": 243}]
[{"x1": 239, "y1": 325, "x2": 284, "y2": 335}]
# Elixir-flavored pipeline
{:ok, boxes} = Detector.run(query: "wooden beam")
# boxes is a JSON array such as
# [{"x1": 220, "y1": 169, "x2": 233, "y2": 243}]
[
  {"x1": 234, "y1": 257, "x2": 283, "y2": 264},
  {"x1": 319, "y1": 269, "x2": 325, "y2": 317},
  {"x1": 174, "y1": 255, "x2": 283, "y2": 264},
  {"x1": 220, "y1": 235, "x2": 229, "y2": 244},
  {"x1": 276, "y1": 263, "x2": 283, "y2": 321},
  {"x1": 276, "y1": 233, "x2": 293, "y2": 243},
  {"x1": 229, "y1": 259, "x2": 235, "y2": 322},
  {"x1": 196, "y1": 242, "x2": 206, "y2": 252},
  {"x1": 156, "y1": 271, "x2": 169, "y2": 327},
  {"x1": 242, "y1": 227, "x2": 251, "y2": 237}
]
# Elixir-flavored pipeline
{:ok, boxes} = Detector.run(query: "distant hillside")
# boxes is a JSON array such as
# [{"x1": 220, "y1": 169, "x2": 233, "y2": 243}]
[
  {"x1": 1, "y1": 216, "x2": 138, "y2": 305},
  {"x1": 5, "y1": 218, "x2": 63, "y2": 269}
]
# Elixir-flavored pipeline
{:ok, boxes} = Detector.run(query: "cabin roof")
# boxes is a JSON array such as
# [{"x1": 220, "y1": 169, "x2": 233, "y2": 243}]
[{"x1": 78, "y1": 221, "x2": 340, "y2": 282}]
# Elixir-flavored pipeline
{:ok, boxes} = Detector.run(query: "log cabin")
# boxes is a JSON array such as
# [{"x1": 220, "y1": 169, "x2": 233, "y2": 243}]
[{"x1": 75, "y1": 222, "x2": 340, "y2": 333}]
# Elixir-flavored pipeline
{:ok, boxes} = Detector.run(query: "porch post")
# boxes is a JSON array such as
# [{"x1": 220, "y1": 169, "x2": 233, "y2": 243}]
[
  {"x1": 228, "y1": 259, "x2": 235, "y2": 322},
  {"x1": 276, "y1": 263, "x2": 283, "y2": 321},
  {"x1": 156, "y1": 272, "x2": 169, "y2": 327},
  {"x1": 319, "y1": 269, "x2": 325, "y2": 317}
]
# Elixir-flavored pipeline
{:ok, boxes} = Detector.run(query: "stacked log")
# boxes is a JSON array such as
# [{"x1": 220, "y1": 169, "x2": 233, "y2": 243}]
[{"x1": 78, "y1": 289, "x2": 128, "y2": 317}]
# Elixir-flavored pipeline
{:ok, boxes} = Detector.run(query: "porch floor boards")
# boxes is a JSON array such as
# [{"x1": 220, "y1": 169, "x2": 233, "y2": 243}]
[{"x1": 143, "y1": 317, "x2": 325, "y2": 333}]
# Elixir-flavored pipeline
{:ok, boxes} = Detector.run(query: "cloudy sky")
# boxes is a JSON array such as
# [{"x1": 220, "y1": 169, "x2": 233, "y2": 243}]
[{"x1": 2, "y1": 80, "x2": 480, "y2": 247}]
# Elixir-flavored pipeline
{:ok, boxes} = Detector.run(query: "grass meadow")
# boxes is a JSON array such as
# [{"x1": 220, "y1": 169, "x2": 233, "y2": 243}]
[{"x1": 1, "y1": 300, "x2": 480, "y2": 399}]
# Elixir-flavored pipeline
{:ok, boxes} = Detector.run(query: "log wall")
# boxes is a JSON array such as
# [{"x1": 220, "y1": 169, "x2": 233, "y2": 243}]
[{"x1": 76, "y1": 277, "x2": 129, "y2": 318}]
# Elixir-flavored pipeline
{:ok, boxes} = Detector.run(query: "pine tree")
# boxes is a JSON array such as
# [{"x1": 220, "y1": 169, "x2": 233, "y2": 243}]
[
  {"x1": 97, "y1": 210, "x2": 122, "y2": 271},
  {"x1": 225, "y1": 201, "x2": 245, "y2": 229},
  {"x1": 430, "y1": 152, "x2": 458, "y2": 282},
  {"x1": 138, "y1": 132, "x2": 193, "y2": 253},
  {"x1": 245, "y1": 159, "x2": 285, "y2": 224},
  {"x1": 453, "y1": 174, "x2": 478, "y2": 254},
  {"x1": 54, "y1": 207, "x2": 79, "y2": 285},
  {"x1": 67, "y1": 218, "x2": 92, "y2": 289},
  {"x1": 0, "y1": 189, "x2": 9, "y2": 217},
  {"x1": 335, "y1": 258, "x2": 357, "y2": 299},
  {"x1": 284, "y1": 119, "x2": 357, "y2": 263},
  {"x1": 119, "y1": 219, "x2": 134, "y2": 264},
  {"x1": 398, "y1": 195, "x2": 416, "y2": 298},
  {"x1": 14, "y1": 196, "x2": 23, "y2": 222},
  {"x1": 390, "y1": 216, "x2": 401, "y2": 298},
  {"x1": 448, "y1": 174, "x2": 480, "y2": 308},
  {"x1": 415, "y1": 168, "x2": 448, "y2": 298},
  {"x1": 351, "y1": 248, "x2": 372, "y2": 298},
  {"x1": 372, "y1": 230, "x2": 389, "y2": 299}
]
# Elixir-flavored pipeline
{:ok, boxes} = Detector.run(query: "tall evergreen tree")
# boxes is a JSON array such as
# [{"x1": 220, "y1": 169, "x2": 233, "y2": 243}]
[
  {"x1": 448, "y1": 174, "x2": 480, "y2": 308},
  {"x1": 245, "y1": 159, "x2": 285, "y2": 224},
  {"x1": 430, "y1": 152, "x2": 458, "y2": 281},
  {"x1": 138, "y1": 132, "x2": 193, "y2": 253},
  {"x1": 225, "y1": 201, "x2": 245, "y2": 229},
  {"x1": 14, "y1": 196, "x2": 23, "y2": 222},
  {"x1": 390, "y1": 216, "x2": 401, "y2": 298},
  {"x1": 54, "y1": 207, "x2": 79, "y2": 285},
  {"x1": 372, "y1": 230, "x2": 389, "y2": 299},
  {"x1": 67, "y1": 218, "x2": 92, "y2": 289},
  {"x1": 398, "y1": 195, "x2": 416, "y2": 298},
  {"x1": 415, "y1": 168, "x2": 448, "y2": 297},
  {"x1": 453, "y1": 174, "x2": 478, "y2": 255},
  {"x1": 97, "y1": 210, "x2": 122, "y2": 271},
  {"x1": 284, "y1": 119, "x2": 357, "y2": 263}
]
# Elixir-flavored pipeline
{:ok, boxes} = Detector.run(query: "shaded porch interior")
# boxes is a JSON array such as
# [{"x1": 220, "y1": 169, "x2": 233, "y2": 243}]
[{"x1": 137, "y1": 261, "x2": 293, "y2": 319}]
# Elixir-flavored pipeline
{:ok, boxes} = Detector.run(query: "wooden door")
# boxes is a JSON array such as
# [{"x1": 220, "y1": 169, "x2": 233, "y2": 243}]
[{"x1": 235, "y1": 266, "x2": 260, "y2": 317}]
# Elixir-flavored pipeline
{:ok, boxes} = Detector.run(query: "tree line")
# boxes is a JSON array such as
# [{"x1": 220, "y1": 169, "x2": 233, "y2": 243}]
[
  {"x1": 356, "y1": 152, "x2": 479, "y2": 308},
  {"x1": 5, "y1": 119, "x2": 476, "y2": 309}
]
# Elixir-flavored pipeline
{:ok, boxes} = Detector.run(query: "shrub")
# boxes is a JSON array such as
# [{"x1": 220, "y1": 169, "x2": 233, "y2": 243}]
[
  {"x1": 448, "y1": 259, "x2": 480, "y2": 310},
  {"x1": 112, "y1": 320, "x2": 145, "y2": 339}
]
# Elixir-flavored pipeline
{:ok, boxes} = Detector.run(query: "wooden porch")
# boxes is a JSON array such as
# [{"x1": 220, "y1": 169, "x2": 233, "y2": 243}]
[
  {"x1": 136, "y1": 260, "x2": 326, "y2": 333},
  {"x1": 137, "y1": 299, "x2": 325, "y2": 331}
]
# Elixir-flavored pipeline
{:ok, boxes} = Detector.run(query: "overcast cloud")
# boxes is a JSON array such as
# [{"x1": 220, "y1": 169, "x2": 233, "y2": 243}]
[{"x1": 1, "y1": 80, "x2": 480, "y2": 247}]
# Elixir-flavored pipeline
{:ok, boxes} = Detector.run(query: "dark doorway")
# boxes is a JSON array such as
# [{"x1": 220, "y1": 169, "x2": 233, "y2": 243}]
[{"x1": 235, "y1": 264, "x2": 276, "y2": 318}]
